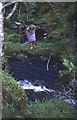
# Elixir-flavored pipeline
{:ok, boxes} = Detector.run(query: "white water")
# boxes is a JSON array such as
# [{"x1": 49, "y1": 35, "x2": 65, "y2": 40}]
[
  {"x1": 17, "y1": 79, "x2": 55, "y2": 93},
  {"x1": 17, "y1": 79, "x2": 77, "y2": 105}
]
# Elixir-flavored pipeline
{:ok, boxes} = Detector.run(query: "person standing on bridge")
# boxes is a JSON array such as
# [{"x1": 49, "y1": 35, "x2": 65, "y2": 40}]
[{"x1": 26, "y1": 24, "x2": 36, "y2": 50}]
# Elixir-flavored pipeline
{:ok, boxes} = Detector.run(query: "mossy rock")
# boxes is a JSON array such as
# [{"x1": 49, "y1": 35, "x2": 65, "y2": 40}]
[{"x1": 2, "y1": 74, "x2": 27, "y2": 110}]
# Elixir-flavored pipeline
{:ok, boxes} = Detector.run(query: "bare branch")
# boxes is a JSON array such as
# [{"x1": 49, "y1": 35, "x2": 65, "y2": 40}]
[
  {"x1": 62, "y1": 85, "x2": 75, "y2": 105},
  {"x1": 24, "y1": 3, "x2": 29, "y2": 21},
  {"x1": 6, "y1": 3, "x2": 18, "y2": 20},
  {"x1": 2, "y1": 1, "x2": 17, "y2": 10},
  {"x1": 47, "y1": 53, "x2": 52, "y2": 71},
  {"x1": 47, "y1": 1, "x2": 64, "y2": 25},
  {"x1": 62, "y1": 85, "x2": 66, "y2": 92},
  {"x1": 66, "y1": 86, "x2": 72, "y2": 94}
]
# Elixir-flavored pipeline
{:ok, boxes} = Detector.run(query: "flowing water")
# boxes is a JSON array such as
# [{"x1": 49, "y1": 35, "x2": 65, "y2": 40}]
[{"x1": 8, "y1": 58, "x2": 68, "y2": 102}]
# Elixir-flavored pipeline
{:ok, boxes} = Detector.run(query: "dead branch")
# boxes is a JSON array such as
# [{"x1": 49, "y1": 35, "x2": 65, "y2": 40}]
[
  {"x1": 47, "y1": 1, "x2": 64, "y2": 25},
  {"x1": 66, "y1": 86, "x2": 72, "y2": 94},
  {"x1": 6, "y1": 3, "x2": 18, "y2": 20},
  {"x1": 62, "y1": 85, "x2": 75, "y2": 105},
  {"x1": 2, "y1": 1, "x2": 17, "y2": 10},
  {"x1": 47, "y1": 53, "x2": 52, "y2": 71},
  {"x1": 24, "y1": 3, "x2": 29, "y2": 21}
]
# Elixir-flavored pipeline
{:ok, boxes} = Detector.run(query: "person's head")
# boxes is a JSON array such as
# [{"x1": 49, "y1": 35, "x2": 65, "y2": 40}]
[{"x1": 29, "y1": 24, "x2": 36, "y2": 30}]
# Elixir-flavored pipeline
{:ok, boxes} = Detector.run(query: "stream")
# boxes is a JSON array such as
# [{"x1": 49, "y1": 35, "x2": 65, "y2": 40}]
[{"x1": 8, "y1": 57, "x2": 76, "y2": 104}]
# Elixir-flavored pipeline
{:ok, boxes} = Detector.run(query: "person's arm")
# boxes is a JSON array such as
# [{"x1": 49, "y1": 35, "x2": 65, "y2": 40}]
[{"x1": 34, "y1": 25, "x2": 36, "y2": 30}]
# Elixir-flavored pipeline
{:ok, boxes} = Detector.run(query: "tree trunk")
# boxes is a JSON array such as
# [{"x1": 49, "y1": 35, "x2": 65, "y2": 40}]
[
  {"x1": 0, "y1": 2, "x2": 4, "y2": 119},
  {"x1": 0, "y1": 2, "x2": 4, "y2": 59}
]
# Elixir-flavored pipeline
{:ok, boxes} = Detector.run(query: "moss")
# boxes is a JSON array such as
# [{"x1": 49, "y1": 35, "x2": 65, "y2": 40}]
[{"x1": 2, "y1": 72, "x2": 27, "y2": 110}]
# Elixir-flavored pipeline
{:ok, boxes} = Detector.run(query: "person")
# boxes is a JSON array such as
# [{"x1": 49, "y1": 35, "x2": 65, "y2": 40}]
[{"x1": 26, "y1": 24, "x2": 36, "y2": 49}]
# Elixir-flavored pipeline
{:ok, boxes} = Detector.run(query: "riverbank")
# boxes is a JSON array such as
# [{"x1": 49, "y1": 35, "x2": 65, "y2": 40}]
[
  {"x1": 2, "y1": 72, "x2": 77, "y2": 119},
  {"x1": 2, "y1": 47, "x2": 77, "y2": 119},
  {"x1": 3, "y1": 41, "x2": 60, "y2": 59},
  {"x1": 2, "y1": 39, "x2": 77, "y2": 119},
  {"x1": 3, "y1": 38, "x2": 76, "y2": 85},
  {"x1": 3, "y1": 37, "x2": 69, "y2": 64}
]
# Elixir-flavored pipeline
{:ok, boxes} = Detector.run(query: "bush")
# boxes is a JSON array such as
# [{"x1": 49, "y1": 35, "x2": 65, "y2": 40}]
[
  {"x1": 2, "y1": 72, "x2": 27, "y2": 110},
  {"x1": 4, "y1": 27, "x2": 20, "y2": 43},
  {"x1": 8, "y1": 33, "x2": 20, "y2": 43},
  {"x1": 25, "y1": 98, "x2": 76, "y2": 118}
]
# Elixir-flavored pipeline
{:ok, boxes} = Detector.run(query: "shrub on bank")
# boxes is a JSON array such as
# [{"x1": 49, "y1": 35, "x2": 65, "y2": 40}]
[
  {"x1": 22, "y1": 98, "x2": 77, "y2": 119},
  {"x1": 2, "y1": 72, "x2": 27, "y2": 111},
  {"x1": 4, "y1": 27, "x2": 20, "y2": 43}
]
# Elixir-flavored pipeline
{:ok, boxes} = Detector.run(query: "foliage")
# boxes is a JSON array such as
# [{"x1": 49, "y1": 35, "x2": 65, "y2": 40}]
[
  {"x1": 3, "y1": 41, "x2": 23, "y2": 57},
  {"x1": 2, "y1": 71, "x2": 27, "y2": 111},
  {"x1": 23, "y1": 2, "x2": 36, "y2": 22},
  {"x1": 63, "y1": 59, "x2": 75, "y2": 71},
  {"x1": 23, "y1": 98, "x2": 76, "y2": 119},
  {"x1": 4, "y1": 27, "x2": 20, "y2": 43},
  {"x1": 0, "y1": 71, "x2": 2, "y2": 119},
  {"x1": 3, "y1": 88, "x2": 77, "y2": 119},
  {"x1": 59, "y1": 59, "x2": 76, "y2": 77}
]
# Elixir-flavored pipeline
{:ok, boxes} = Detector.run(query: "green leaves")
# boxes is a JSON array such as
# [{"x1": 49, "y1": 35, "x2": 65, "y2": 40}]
[
  {"x1": 63, "y1": 59, "x2": 75, "y2": 72},
  {"x1": 59, "y1": 58, "x2": 76, "y2": 79}
]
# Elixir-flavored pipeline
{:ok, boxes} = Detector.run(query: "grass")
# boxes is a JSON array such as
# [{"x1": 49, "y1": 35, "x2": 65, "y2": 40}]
[
  {"x1": 3, "y1": 41, "x2": 54, "y2": 59},
  {"x1": 21, "y1": 98, "x2": 77, "y2": 119},
  {"x1": 3, "y1": 38, "x2": 69, "y2": 58},
  {"x1": 2, "y1": 91, "x2": 77, "y2": 119}
]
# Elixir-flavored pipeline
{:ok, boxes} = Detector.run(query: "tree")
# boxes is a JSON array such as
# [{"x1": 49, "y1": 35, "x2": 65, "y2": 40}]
[
  {"x1": 0, "y1": 2, "x2": 4, "y2": 66},
  {"x1": 0, "y1": 1, "x2": 18, "y2": 55},
  {"x1": 0, "y1": 1, "x2": 18, "y2": 66},
  {"x1": 0, "y1": 2, "x2": 3, "y2": 119},
  {"x1": 0, "y1": 1, "x2": 17, "y2": 119}
]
